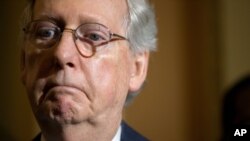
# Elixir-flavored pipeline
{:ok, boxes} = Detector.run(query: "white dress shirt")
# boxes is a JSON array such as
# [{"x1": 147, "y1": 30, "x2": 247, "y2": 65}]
[{"x1": 112, "y1": 125, "x2": 122, "y2": 141}]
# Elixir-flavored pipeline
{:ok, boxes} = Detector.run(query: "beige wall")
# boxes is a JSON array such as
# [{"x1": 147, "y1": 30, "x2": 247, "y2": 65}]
[
  {"x1": 0, "y1": 0, "x2": 249, "y2": 141},
  {"x1": 219, "y1": 0, "x2": 250, "y2": 90},
  {"x1": 126, "y1": 0, "x2": 220, "y2": 141},
  {"x1": 0, "y1": 1, "x2": 39, "y2": 141},
  {"x1": 127, "y1": 0, "x2": 250, "y2": 140}
]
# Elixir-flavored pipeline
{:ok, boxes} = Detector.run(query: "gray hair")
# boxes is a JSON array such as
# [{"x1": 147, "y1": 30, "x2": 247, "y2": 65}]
[
  {"x1": 126, "y1": 0, "x2": 157, "y2": 53},
  {"x1": 21, "y1": 0, "x2": 157, "y2": 104},
  {"x1": 125, "y1": 0, "x2": 157, "y2": 104}
]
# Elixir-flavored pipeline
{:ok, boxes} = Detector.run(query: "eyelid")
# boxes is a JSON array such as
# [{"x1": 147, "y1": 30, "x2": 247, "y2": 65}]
[{"x1": 33, "y1": 15, "x2": 65, "y2": 26}]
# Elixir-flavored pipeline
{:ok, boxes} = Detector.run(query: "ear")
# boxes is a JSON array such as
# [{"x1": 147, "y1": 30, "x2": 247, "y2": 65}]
[{"x1": 129, "y1": 51, "x2": 149, "y2": 93}]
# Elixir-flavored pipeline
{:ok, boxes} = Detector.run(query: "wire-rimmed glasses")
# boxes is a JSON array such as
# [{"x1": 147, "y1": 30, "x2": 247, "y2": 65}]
[{"x1": 23, "y1": 20, "x2": 128, "y2": 57}]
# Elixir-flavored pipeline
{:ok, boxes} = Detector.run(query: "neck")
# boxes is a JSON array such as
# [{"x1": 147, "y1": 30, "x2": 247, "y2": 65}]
[{"x1": 39, "y1": 116, "x2": 122, "y2": 141}]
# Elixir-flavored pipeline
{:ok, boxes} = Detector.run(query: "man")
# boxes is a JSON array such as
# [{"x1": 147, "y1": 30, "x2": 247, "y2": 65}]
[{"x1": 21, "y1": 0, "x2": 157, "y2": 140}]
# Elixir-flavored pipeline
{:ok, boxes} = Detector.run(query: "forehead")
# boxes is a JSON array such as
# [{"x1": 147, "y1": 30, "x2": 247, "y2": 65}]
[{"x1": 33, "y1": 0, "x2": 128, "y2": 29}]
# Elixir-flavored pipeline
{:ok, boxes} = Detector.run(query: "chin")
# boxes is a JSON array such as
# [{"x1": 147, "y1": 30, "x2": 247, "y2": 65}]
[
  {"x1": 35, "y1": 100, "x2": 86, "y2": 125},
  {"x1": 51, "y1": 107, "x2": 77, "y2": 124}
]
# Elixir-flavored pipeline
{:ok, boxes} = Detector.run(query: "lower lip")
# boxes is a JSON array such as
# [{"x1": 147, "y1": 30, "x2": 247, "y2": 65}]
[
  {"x1": 39, "y1": 86, "x2": 82, "y2": 105},
  {"x1": 47, "y1": 85, "x2": 81, "y2": 94}
]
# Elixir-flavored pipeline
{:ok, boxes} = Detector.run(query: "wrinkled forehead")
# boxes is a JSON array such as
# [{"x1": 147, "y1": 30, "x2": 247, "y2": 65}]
[{"x1": 32, "y1": 0, "x2": 128, "y2": 30}]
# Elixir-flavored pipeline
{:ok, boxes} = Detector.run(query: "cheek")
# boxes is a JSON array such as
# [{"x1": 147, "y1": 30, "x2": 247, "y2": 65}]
[
  {"x1": 89, "y1": 51, "x2": 132, "y2": 107},
  {"x1": 24, "y1": 64, "x2": 43, "y2": 109},
  {"x1": 23, "y1": 49, "x2": 52, "y2": 106},
  {"x1": 24, "y1": 46, "x2": 55, "y2": 85},
  {"x1": 23, "y1": 55, "x2": 39, "y2": 94}
]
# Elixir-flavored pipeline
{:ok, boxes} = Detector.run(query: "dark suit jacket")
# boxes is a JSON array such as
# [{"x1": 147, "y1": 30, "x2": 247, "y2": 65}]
[
  {"x1": 120, "y1": 122, "x2": 149, "y2": 141},
  {"x1": 32, "y1": 122, "x2": 149, "y2": 141}
]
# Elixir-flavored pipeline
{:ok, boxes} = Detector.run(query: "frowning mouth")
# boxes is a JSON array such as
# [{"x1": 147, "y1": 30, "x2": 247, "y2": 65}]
[
  {"x1": 44, "y1": 84, "x2": 82, "y2": 95},
  {"x1": 40, "y1": 81, "x2": 84, "y2": 104},
  {"x1": 43, "y1": 82, "x2": 57, "y2": 95}
]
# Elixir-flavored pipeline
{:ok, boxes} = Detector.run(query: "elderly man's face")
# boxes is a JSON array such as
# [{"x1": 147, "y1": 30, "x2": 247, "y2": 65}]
[{"x1": 21, "y1": 0, "x2": 148, "y2": 124}]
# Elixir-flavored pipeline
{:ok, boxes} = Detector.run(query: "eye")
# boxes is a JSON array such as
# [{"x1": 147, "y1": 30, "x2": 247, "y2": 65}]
[
  {"x1": 24, "y1": 20, "x2": 62, "y2": 48},
  {"x1": 30, "y1": 27, "x2": 60, "y2": 48},
  {"x1": 34, "y1": 27, "x2": 59, "y2": 41},
  {"x1": 77, "y1": 31, "x2": 109, "y2": 46},
  {"x1": 76, "y1": 24, "x2": 110, "y2": 46},
  {"x1": 85, "y1": 32, "x2": 105, "y2": 42}
]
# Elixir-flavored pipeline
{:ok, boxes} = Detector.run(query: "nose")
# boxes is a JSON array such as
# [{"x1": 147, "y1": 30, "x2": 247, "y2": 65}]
[{"x1": 53, "y1": 29, "x2": 78, "y2": 69}]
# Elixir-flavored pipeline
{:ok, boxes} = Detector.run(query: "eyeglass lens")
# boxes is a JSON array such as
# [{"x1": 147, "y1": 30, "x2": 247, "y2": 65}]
[{"x1": 24, "y1": 20, "x2": 114, "y2": 57}]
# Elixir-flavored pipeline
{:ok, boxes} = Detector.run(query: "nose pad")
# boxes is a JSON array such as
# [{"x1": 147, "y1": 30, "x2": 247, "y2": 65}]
[
  {"x1": 64, "y1": 28, "x2": 75, "y2": 36},
  {"x1": 61, "y1": 28, "x2": 77, "y2": 42}
]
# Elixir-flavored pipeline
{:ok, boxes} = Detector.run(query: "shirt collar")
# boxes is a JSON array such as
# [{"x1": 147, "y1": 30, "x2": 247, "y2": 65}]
[{"x1": 112, "y1": 125, "x2": 122, "y2": 141}]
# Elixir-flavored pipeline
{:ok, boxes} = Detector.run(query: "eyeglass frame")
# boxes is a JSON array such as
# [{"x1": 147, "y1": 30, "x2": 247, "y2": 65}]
[{"x1": 23, "y1": 19, "x2": 128, "y2": 57}]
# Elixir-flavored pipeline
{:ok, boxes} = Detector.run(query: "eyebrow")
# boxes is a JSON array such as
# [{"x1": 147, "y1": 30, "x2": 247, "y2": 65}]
[
  {"x1": 33, "y1": 14, "x2": 109, "y2": 29},
  {"x1": 32, "y1": 15, "x2": 65, "y2": 28},
  {"x1": 77, "y1": 14, "x2": 109, "y2": 27}
]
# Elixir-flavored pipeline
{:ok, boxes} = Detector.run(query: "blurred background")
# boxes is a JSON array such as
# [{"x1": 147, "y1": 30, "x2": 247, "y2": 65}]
[{"x1": 0, "y1": 0, "x2": 250, "y2": 141}]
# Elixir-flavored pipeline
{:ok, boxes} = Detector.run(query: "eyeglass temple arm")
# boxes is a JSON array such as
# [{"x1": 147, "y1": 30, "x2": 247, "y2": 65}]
[{"x1": 112, "y1": 33, "x2": 128, "y2": 40}]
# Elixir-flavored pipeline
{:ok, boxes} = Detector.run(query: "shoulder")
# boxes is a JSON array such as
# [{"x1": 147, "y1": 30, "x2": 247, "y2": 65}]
[{"x1": 121, "y1": 122, "x2": 150, "y2": 141}]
